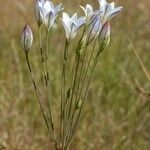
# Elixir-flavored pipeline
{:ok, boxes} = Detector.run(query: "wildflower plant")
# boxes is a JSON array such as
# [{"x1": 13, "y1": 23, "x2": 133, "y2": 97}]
[{"x1": 21, "y1": 0, "x2": 122, "y2": 149}]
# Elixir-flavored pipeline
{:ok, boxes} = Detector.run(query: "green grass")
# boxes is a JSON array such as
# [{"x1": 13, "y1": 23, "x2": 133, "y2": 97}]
[{"x1": 0, "y1": 0, "x2": 150, "y2": 149}]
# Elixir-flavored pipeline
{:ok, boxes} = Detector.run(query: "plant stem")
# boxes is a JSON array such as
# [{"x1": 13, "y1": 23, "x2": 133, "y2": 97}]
[
  {"x1": 38, "y1": 26, "x2": 47, "y2": 84},
  {"x1": 45, "y1": 31, "x2": 56, "y2": 142},
  {"x1": 60, "y1": 39, "x2": 69, "y2": 149},
  {"x1": 24, "y1": 52, "x2": 52, "y2": 140},
  {"x1": 69, "y1": 45, "x2": 104, "y2": 141},
  {"x1": 77, "y1": 39, "x2": 97, "y2": 104}
]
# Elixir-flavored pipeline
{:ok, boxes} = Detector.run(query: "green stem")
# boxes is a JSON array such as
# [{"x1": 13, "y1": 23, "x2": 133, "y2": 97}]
[
  {"x1": 24, "y1": 52, "x2": 52, "y2": 140},
  {"x1": 63, "y1": 55, "x2": 80, "y2": 147},
  {"x1": 69, "y1": 46, "x2": 104, "y2": 142},
  {"x1": 62, "y1": 29, "x2": 87, "y2": 148},
  {"x1": 38, "y1": 26, "x2": 47, "y2": 84},
  {"x1": 74, "y1": 44, "x2": 88, "y2": 108},
  {"x1": 77, "y1": 40, "x2": 97, "y2": 104},
  {"x1": 45, "y1": 31, "x2": 56, "y2": 142},
  {"x1": 60, "y1": 39, "x2": 69, "y2": 149},
  {"x1": 65, "y1": 41, "x2": 97, "y2": 143},
  {"x1": 68, "y1": 56, "x2": 80, "y2": 118}
]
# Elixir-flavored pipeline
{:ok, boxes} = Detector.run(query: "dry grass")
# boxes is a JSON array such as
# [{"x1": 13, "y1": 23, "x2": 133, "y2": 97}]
[{"x1": 0, "y1": 0, "x2": 150, "y2": 149}]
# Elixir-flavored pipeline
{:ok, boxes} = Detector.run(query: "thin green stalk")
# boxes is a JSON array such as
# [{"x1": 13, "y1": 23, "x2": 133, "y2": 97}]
[
  {"x1": 38, "y1": 26, "x2": 47, "y2": 84},
  {"x1": 66, "y1": 33, "x2": 86, "y2": 120},
  {"x1": 63, "y1": 37, "x2": 98, "y2": 148},
  {"x1": 68, "y1": 21, "x2": 98, "y2": 114},
  {"x1": 64, "y1": 42, "x2": 98, "y2": 146},
  {"x1": 45, "y1": 31, "x2": 56, "y2": 142},
  {"x1": 45, "y1": 32, "x2": 49, "y2": 83},
  {"x1": 24, "y1": 52, "x2": 52, "y2": 140},
  {"x1": 77, "y1": 39, "x2": 97, "y2": 104},
  {"x1": 62, "y1": 33, "x2": 86, "y2": 147},
  {"x1": 69, "y1": 57, "x2": 99, "y2": 144},
  {"x1": 60, "y1": 39, "x2": 69, "y2": 149},
  {"x1": 66, "y1": 42, "x2": 102, "y2": 146},
  {"x1": 63, "y1": 56, "x2": 80, "y2": 147},
  {"x1": 69, "y1": 45, "x2": 104, "y2": 142},
  {"x1": 74, "y1": 44, "x2": 88, "y2": 107},
  {"x1": 62, "y1": 29, "x2": 87, "y2": 149},
  {"x1": 67, "y1": 55, "x2": 80, "y2": 118},
  {"x1": 64, "y1": 45, "x2": 88, "y2": 146}
]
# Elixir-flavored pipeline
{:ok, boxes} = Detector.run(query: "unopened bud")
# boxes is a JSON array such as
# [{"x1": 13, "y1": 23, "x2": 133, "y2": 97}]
[
  {"x1": 21, "y1": 25, "x2": 33, "y2": 52},
  {"x1": 99, "y1": 21, "x2": 110, "y2": 48}
]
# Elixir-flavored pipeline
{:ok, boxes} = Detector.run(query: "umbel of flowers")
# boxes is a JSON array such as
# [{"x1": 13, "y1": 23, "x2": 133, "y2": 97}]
[{"x1": 21, "y1": 0, "x2": 122, "y2": 149}]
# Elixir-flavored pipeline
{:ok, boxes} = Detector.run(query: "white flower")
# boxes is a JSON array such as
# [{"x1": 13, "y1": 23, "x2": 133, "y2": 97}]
[
  {"x1": 61, "y1": 12, "x2": 85, "y2": 40},
  {"x1": 90, "y1": 15, "x2": 102, "y2": 38},
  {"x1": 21, "y1": 25, "x2": 33, "y2": 52},
  {"x1": 35, "y1": 0, "x2": 63, "y2": 30},
  {"x1": 80, "y1": 3, "x2": 103, "y2": 39},
  {"x1": 80, "y1": 4, "x2": 101, "y2": 25},
  {"x1": 98, "y1": 0, "x2": 123, "y2": 22},
  {"x1": 89, "y1": 0, "x2": 122, "y2": 39},
  {"x1": 35, "y1": 0, "x2": 45, "y2": 27},
  {"x1": 80, "y1": 4, "x2": 93, "y2": 22}
]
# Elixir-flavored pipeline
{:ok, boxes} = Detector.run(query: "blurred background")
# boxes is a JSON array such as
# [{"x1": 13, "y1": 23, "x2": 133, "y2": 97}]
[{"x1": 0, "y1": 0, "x2": 150, "y2": 149}]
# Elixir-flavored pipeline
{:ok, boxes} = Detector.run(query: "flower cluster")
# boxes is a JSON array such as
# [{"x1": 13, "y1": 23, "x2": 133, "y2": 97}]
[
  {"x1": 21, "y1": 0, "x2": 122, "y2": 49},
  {"x1": 21, "y1": 0, "x2": 123, "y2": 149}
]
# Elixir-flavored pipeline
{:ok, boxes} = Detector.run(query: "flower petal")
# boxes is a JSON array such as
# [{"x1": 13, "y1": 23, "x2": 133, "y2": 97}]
[
  {"x1": 106, "y1": 6, "x2": 123, "y2": 20},
  {"x1": 54, "y1": 3, "x2": 63, "y2": 15}
]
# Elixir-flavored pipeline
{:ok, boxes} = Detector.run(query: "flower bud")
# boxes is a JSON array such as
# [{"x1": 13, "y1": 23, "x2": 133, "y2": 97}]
[
  {"x1": 99, "y1": 21, "x2": 110, "y2": 48},
  {"x1": 21, "y1": 25, "x2": 33, "y2": 52}
]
